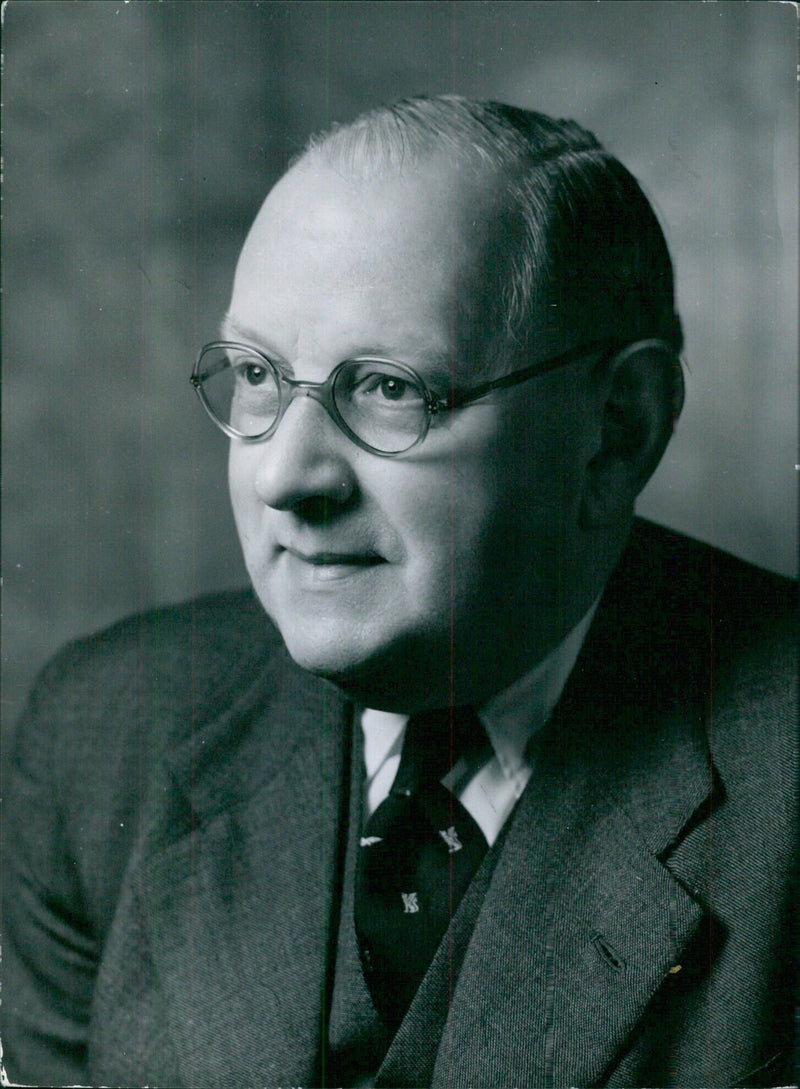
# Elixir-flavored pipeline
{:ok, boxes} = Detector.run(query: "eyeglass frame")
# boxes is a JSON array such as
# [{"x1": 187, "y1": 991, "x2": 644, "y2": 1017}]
[{"x1": 190, "y1": 337, "x2": 676, "y2": 457}]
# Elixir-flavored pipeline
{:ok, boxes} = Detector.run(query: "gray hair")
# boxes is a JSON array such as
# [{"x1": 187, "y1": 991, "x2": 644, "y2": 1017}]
[{"x1": 301, "y1": 95, "x2": 683, "y2": 369}]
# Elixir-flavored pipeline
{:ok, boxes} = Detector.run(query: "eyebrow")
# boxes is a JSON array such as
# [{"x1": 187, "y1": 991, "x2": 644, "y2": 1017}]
[
  {"x1": 217, "y1": 312, "x2": 460, "y2": 386},
  {"x1": 406, "y1": 352, "x2": 459, "y2": 388},
  {"x1": 218, "y1": 313, "x2": 268, "y2": 347}
]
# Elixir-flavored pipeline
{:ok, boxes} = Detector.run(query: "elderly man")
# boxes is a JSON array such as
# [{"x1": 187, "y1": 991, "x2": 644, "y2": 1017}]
[{"x1": 4, "y1": 97, "x2": 795, "y2": 1088}]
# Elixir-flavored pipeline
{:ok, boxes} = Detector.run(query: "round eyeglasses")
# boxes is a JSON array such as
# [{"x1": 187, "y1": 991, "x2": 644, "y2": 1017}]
[{"x1": 190, "y1": 338, "x2": 672, "y2": 457}]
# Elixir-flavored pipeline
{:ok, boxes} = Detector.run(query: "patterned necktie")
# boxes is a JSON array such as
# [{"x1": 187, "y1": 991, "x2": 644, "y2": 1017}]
[{"x1": 354, "y1": 706, "x2": 489, "y2": 1032}]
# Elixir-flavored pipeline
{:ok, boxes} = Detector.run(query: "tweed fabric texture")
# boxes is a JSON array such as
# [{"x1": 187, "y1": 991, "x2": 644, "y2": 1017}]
[{"x1": 3, "y1": 521, "x2": 796, "y2": 1087}]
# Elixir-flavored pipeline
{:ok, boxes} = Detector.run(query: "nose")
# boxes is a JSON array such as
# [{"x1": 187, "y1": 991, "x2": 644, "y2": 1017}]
[{"x1": 249, "y1": 394, "x2": 358, "y2": 511}]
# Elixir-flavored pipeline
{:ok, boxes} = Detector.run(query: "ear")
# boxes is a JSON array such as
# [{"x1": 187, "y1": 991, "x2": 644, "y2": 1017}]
[{"x1": 580, "y1": 340, "x2": 684, "y2": 529}]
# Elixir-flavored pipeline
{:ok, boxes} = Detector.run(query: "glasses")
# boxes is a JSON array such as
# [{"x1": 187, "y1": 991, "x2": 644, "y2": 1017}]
[{"x1": 190, "y1": 337, "x2": 639, "y2": 457}]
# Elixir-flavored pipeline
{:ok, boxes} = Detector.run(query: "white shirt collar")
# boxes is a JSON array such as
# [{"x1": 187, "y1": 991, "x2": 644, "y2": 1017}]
[
  {"x1": 478, "y1": 598, "x2": 599, "y2": 780},
  {"x1": 361, "y1": 598, "x2": 599, "y2": 787}
]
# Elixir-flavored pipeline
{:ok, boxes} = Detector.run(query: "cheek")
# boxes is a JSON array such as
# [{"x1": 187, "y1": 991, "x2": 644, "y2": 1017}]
[
  {"x1": 395, "y1": 461, "x2": 499, "y2": 589},
  {"x1": 228, "y1": 449, "x2": 259, "y2": 537},
  {"x1": 442, "y1": 426, "x2": 578, "y2": 589},
  {"x1": 501, "y1": 395, "x2": 588, "y2": 518}
]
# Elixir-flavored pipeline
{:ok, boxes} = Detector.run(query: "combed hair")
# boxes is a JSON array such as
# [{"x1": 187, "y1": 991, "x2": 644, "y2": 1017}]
[{"x1": 301, "y1": 95, "x2": 683, "y2": 368}]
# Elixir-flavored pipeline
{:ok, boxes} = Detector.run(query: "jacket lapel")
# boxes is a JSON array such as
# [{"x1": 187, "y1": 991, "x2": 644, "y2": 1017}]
[
  {"x1": 431, "y1": 665, "x2": 716, "y2": 1087},
  {"x1": 375, "y1": 525, "x2": 719, "y2": 1088},
  {"x1": 140, "y1": 644, "x2": 350, "y2": 1087}
]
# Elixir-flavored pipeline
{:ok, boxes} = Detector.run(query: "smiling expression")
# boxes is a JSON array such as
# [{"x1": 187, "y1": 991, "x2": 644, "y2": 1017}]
[{"x1": 225, "y1": 152, "x2": 597, "y2": 711}]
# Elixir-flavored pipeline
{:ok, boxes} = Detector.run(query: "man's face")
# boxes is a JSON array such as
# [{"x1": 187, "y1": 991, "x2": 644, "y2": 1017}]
[{"x1": 226, "y1": 153, "x2": 596, "y2": 710}]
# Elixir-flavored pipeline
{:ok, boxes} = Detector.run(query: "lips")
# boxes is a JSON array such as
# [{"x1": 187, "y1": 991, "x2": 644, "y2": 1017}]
[
  {"x1": 281, "y1": 545, "x2": 385, "y2": 567},
  {"x1": 279, "y1": 545, "x2": 387, "y2": 587}
]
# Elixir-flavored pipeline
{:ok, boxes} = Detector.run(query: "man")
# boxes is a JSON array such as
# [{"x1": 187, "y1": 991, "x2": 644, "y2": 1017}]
[{"x1": 4, "y1": 96, "x2": 796, "y2": 1087}]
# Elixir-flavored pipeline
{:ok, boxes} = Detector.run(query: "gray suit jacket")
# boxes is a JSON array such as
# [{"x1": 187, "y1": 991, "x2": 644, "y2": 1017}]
[{"x1": 4, "y1": 521, "x2": 796, "y2": 1087}]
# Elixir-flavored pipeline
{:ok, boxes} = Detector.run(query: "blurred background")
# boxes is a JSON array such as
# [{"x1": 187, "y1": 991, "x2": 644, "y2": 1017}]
[{"x1": 3, "y1": 0, "x2": 797, "y2": 731}]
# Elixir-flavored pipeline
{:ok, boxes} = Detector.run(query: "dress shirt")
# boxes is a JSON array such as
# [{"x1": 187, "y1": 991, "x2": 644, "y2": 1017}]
[{"x1": 361, "y1": 602, "x2": 598, "y2": 846}]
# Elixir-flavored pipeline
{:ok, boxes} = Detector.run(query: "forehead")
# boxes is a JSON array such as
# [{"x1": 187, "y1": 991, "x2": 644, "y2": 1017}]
[{"x1": 228, "y1": 154, "x2": 508, "y2": 369}]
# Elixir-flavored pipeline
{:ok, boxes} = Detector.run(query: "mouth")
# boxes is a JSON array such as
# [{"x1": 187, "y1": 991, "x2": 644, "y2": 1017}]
[
  {"x1": 282, "y1": 546, "x2": 385, "y2": 566},
  {"x1": 279, "y1": 545, "x2": 387, "y2": 582}
]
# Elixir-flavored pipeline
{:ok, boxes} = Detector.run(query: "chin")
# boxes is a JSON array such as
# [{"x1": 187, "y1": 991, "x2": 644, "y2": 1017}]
[
  {"x1": 282, "y1": 635, "x2": 365, "y2": 682},
  {"x1": 289, "y1": 628, "x2": 461, "y2": 713},
  {"x1": 275, "y1": 616, "x2": 386, "y2": 682}
]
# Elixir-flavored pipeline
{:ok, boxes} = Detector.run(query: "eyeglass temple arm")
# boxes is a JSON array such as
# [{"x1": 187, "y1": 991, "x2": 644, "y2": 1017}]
[
  {"x1": 437, "y1": 338, "x2": 623, "y2": 411},
  {"x1": 191, "y1": 357, "x2": 230, "y2": 385}
]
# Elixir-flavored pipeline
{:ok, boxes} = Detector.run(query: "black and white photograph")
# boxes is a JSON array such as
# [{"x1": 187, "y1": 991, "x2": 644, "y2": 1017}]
[{"x1": 2, "y1": 2, "x2": 797, "y2": 1086}]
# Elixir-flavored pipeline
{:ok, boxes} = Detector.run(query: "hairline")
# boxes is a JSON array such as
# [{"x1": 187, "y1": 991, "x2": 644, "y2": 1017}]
[{"x1": 286, "y1": 96, "x2": 682, "y2": 375}]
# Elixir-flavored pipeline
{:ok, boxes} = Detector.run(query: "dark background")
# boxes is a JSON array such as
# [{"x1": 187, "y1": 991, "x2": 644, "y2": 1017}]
[{"x1": 3, "y1": 1, "x2": 797, "y2": 731}]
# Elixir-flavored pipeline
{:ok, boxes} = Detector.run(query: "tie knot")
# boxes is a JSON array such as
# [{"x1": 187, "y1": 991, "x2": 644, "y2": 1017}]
[{"x1": 391, "y1": 706, "x2": 486, "y2": 796}]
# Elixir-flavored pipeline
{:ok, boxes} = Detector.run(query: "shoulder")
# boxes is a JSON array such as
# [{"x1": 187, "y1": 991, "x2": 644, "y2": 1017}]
[
  {"x1": 614, "y1": 518, "x2": 795, "y2": 611},
  {"x1": 7, "y1": 589, "x2": 285, "y2": 937},
  {"x1": 613, "y1": 519, "x2": 796, "y2": 820},
  {"x1": 11, "y1": 585, "x2": 285, "y2": 817},
  {"x1": 611, "y1": 519, "x2": 795, "y2": 676},
  {"x1": 34, "y1": 586, "x2": 278, "y2": 695},
  {"x1": 21, "y1": 587, "x2": 281, "y2": 746},
  {"x1": 595, "y1": 520, "x2": 795, "y2": 787}
]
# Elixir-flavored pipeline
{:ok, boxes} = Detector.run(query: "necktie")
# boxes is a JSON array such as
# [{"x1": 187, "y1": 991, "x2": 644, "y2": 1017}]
[{"x1": 354, "y1": 706, "x2": 489, "y2": 1032}]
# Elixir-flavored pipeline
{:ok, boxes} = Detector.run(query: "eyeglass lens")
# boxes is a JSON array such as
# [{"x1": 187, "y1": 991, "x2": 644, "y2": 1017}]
[{"x1": 197, "y1": 346, "x2": 430, "y2": 454}]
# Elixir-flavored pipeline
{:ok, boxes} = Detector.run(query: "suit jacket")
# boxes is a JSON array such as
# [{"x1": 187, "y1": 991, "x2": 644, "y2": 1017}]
[{"x1": 3, "y1": 521, "x2": 797, "y2": 1088}]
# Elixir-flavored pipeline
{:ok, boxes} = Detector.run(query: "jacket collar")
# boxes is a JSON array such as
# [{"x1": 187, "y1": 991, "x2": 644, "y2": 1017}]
[{"x1": 141, "y1": 640, "x2": 351, "y2": 1087}]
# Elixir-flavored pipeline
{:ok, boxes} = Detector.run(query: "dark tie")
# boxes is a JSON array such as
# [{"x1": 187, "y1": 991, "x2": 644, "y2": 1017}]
[{"x1": 354, "y1": 706, "x2": 489, "y2": 1032}]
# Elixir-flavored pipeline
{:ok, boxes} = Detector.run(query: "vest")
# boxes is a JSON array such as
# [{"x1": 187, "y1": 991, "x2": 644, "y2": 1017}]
[{"x1": 324, "y1": 730, "x2": 508, "y2": 1087}]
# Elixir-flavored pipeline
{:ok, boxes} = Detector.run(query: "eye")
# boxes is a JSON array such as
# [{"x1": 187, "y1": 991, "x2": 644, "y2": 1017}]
[
  {"x1": 234, "y1": 361, "x2": 269, "y2": 386},
  {"x1": 335, "y1": 360, "x2": 428, "y2": 424},
  {"x1": 352, "y1": 370, "x2": 419, "y2": 402},
  {"x1": 373, "y1": 375, "x2": 411, "y2": 400}
]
